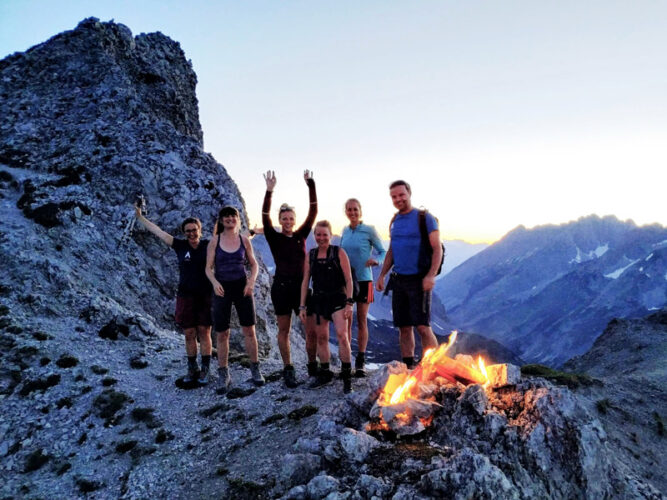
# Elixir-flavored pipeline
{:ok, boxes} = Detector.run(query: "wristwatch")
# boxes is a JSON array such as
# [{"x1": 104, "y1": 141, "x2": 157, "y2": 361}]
[{"x1": 346, "y1": 298, "x2": 354, "y2": 305}]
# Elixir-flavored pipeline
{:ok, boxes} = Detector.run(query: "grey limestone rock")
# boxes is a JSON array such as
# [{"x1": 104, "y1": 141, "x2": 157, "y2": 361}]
[
  {"x1": 339, "y1": 428, "x2": 381, "y2": 463},
  {"x1": 279, "y1": 453, "x2": 323, "y2": 490},
  {"x1": 420, "y1": 448, "x2": 519, "y2": 500},
  {"x1": 306, "y1": 474, "x2": 340, "y2": 499}
]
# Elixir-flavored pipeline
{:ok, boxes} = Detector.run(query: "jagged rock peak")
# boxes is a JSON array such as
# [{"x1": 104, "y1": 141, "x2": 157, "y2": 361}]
[{"x1": 0, "y1": 17, "x2": 202, "y2": 147}]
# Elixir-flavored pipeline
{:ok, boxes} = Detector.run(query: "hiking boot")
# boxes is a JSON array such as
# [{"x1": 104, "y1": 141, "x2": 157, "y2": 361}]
[
  {"x1": 250, "y1": 362, "x2": 265, "y2": 386},
  {"x1": 197, "y1": 366, "x2": 209, "y2": 385},
  {"x1": 283, "y1": 366, "x2": 298, "y2": 388},
  {"x1": 354, "y1": 355, "x2": 366, "y2": 378},
  {"x1": 309, "y1": 369, "x2": 334, "y2": 389},
  {"x1": 307, "y1": 361, "x2": 319, "y2": 378},
  {"x1": 184, "y1": 366, "x2": 199, "y2": 384},
  {"x1": 341, "y1": 364, "x2": 353, "y2": 394},
  {"x1": 217, "y1": 367, "x2": 232, "y2": 394}
]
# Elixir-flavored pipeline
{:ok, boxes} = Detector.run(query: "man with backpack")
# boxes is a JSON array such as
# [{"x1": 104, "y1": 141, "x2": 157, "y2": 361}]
[{"x1": 376, "y1": 180, "x2": 443, "y2": 369}]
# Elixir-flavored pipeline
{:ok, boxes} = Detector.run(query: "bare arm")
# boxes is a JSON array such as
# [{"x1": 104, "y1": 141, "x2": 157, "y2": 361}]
[
  {"x1": 376, "y1": 245, "x2": 394, "y2": 291},
  {"x1": 242, "y1": 235, "x2": 258, "y2": 296},
  {"x1": 338, "y1": 248, "x2": 354, "y2": 321},
  {"x1": 422, "y1": 230, "x2": 442, "y2": 292},
  {"x1": 298, "y1": 255, "x2": 311, "y2": 323},
  {"x1": 206, "y1": 238, "x2": 224, "y2": 296},
  {"x1": 135, "y1": 205, "x2": 174, "y2": 247}
]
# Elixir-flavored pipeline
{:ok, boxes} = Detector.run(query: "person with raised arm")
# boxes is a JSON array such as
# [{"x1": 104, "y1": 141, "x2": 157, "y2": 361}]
[
  {"x1": 340, "y1": 198, "x2": 386, "y2": 376},
  {"x1": 299, "y1": 220, "x2": 355, "y2": 394},
  {"x1": 134, "y1": 205, "x2": 213, "y2": 385},
  {"x1": 206, "y1": 206, "x2": 264, "y2": 393},
  {"x1": 262, "y1": 170, "x2": 318, "y2": 388}
]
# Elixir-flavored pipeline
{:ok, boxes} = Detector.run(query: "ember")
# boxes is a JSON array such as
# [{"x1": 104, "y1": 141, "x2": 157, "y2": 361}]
[{"x1": 369, "y1": 331, "x2": 520, "y2": 436}]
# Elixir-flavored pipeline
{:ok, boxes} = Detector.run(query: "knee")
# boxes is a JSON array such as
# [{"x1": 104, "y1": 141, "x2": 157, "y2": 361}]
[
  {"x1": 217, "y1": 330, "x2": 230, "y2": 341},
  {"x1": 184, "y1": 329, "x2": 197, "y2": 341},
  {"x1": 335, "y1": 329, "x2": 348, "y2": 344},
  {"x1": 277, "y1": 328, "x2": 290, "y2": 339},
  {"x1": 243, "y1": 326, "x2": 256, "y2": 338}
]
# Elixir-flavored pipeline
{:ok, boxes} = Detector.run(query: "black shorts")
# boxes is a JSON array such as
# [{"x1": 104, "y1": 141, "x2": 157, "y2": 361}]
[
  {"x1": 391, "y1": 274, "x2": 431, "y2": 327},
  {"x1": 271, "y1": 276, "x2": 301, "y2": 316},
  {"x1": 353, "y1": 280, "x2": 374, "y2": 304},
  {"x1": 212, "y1": 278, "x2": 256, "y2": 331},
  {"x1": 307, "y1": 290, "x2": 346, "y2": 323},
  {"x1": 175, "y1": 294, "x2": 212, "y2": 329}
]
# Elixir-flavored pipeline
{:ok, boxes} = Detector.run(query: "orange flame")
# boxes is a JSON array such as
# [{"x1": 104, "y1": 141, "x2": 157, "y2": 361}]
[{"x1": 378, "y1": 330, "x2": 491, "y2": 408}]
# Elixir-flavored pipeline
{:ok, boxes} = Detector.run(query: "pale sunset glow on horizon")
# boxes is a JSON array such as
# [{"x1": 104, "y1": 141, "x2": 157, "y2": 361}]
[{"x1": 2, "y1": 1, "x2": 665, "y2": 243}]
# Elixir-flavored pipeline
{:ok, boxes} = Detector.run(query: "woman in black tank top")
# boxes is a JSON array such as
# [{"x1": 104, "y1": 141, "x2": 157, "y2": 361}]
[{"x1": 299, "y1": 220, "x2": 355, "y2": 394}]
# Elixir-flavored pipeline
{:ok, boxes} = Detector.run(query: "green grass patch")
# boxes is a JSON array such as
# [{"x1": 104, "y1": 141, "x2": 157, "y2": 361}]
[
  {"x1": 521, "y1": 364, "x2": 596, "y2": 389},
  {"x1": 653, "y1": 412, "x2": 664, "y2": 437},
  {"x1": 288, "y1": 405, "x2": 318, "y2": 421},
  {"x1": 596, "y1": 399, "x2": 612, "y2": 414}
]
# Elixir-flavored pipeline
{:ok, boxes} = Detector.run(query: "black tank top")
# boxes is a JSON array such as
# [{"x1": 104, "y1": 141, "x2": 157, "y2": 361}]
[{"x1": 310, "y1": 245, "x2": 345, "y2": 294}]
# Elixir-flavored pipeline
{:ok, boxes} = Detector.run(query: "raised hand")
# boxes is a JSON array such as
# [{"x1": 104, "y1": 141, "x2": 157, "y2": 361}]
[
  {"x1": 263, "y1": 170, "x2": 277, "y2": 191},
  {"x1": 303, "y1": 170, "x2": 314, "y2": 182}
]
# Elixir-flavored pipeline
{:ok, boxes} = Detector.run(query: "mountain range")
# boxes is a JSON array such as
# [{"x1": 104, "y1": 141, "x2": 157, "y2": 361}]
[{"x1": 434, "y1": 215, "x2": 666, "y2": 366}]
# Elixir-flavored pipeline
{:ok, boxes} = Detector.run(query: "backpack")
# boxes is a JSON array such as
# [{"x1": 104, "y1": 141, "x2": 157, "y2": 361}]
[
  {"x1": 390, "y1": 209, "x2": 446, "y2": 277},
  {"x1": 309, "y1": 245, "x2": 359, "y2": 297}
]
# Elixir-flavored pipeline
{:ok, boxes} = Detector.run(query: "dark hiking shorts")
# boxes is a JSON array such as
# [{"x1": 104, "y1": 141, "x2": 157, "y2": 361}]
[
  {"x1": 354, "y1": 280, "x2": 374, "y2": 304},
  {"x1": 271, "y1": 276, "x2": 302, "y2": 316},
  {"x1": 212, "y1": 278, "x2": 256, "y2": 331},
  {"x1": 307, "y1": 290, "x2": 347, "y2": 323},
  {"x1": 391, "y1": 274, "x2": 431, "y2": 327},
  {"x1": 175, "y1": 294, "x2": 213, "y2": 329}
]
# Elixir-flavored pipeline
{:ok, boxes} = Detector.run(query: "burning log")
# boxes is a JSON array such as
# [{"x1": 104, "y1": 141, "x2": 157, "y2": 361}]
[
  {"x1": 485, "y1": 363, "x2": 520, "y2": 388},
  {"x1": 369, "y1": 399, "x2": 440, "y2": 436},
  {"x1": 433, "y1": 355, "x2": 487, "y2": 386},
  {"x1": 369, "y1": 331, "x2": 523, "y2": 436}
]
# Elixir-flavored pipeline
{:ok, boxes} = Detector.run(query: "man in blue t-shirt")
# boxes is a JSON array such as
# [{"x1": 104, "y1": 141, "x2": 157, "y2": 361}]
[{"x1": 376, "y1": 180, "x2": 442, "y2": 369}]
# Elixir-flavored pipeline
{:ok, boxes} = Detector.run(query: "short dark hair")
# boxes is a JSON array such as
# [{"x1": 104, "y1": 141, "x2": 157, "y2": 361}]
[
  {"x1": 181, "y1": 217, "x2": 202, "y2": 232},
  {"x1": 389, "y1": 180, "x2": 411, "y2": 194},
  {"x1": 219, "y1": 206, "x2": 240, "y2": 218},
  {"x1": 216, "y1": 206, "x2": 240, "y2": 234}
]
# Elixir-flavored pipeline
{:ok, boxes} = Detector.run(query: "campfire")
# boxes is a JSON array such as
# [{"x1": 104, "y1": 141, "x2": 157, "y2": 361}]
[{"x1": 368, "y1": 331, "x2": 520, "y2": 435}]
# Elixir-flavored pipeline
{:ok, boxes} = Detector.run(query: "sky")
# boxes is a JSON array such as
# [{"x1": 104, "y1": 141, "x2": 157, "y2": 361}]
[{"x1": 1, "y1": 1, "x2": 666, "y2": 243}]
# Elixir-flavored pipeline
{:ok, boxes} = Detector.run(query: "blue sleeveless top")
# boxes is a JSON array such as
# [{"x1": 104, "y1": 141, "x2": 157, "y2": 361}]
[{"x1": 214, "y1": 234, "x2": 246, "y2": 282}]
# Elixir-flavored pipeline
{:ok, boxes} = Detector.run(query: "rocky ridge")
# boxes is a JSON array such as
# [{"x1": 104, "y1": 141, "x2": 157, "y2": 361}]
[{"x1": 0, "y1": 19, "x2": 664, "y2": 499}]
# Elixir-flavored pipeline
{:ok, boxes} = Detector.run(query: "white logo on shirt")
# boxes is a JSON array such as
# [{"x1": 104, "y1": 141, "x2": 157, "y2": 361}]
[{"x1": 184, "y1": 251, "x2": 191, "y2": 261}]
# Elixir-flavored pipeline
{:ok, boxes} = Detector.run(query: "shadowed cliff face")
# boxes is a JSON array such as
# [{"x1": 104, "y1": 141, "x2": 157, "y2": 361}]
[{"x1": 0, "y1": 17, "x2": 280, "y2": 357}]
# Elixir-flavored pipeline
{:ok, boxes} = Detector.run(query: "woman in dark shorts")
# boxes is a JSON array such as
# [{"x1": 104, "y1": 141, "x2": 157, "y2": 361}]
[
  {"x1": 299, "y1": 220, "x2": 354, "y2": 394},
  {"x1": 262, "y1": 170, "x2": 318, "y2": 388},
  {"x1": 340, "y1": 198, "x2": 386, "y2": 376},
  {"x1": 206, "y1": 206, "x2": 264, "y2": 393},
  {"x1": 134, "y1": 205, "x2": 212, "y2": 384}
]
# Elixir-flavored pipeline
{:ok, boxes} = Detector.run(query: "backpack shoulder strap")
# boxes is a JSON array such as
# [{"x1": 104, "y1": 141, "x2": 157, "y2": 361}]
[
  {"x1": 330, "y1": 245, "x2": 340, "y2": 262},
  {"x1": 309, "y1": 248, "x2": 318, "y2": 274},
  {"x1": 418, "y1": 209, "x2": 430, "y2": 250},
  {"x1": 388, "y1": 212, "x2": 400, "y2": 239}
]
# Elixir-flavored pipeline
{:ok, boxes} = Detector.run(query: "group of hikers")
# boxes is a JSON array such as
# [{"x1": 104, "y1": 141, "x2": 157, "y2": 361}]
[{"x1": 135, "y1": 172, "x2": 442, "y2": 395}]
